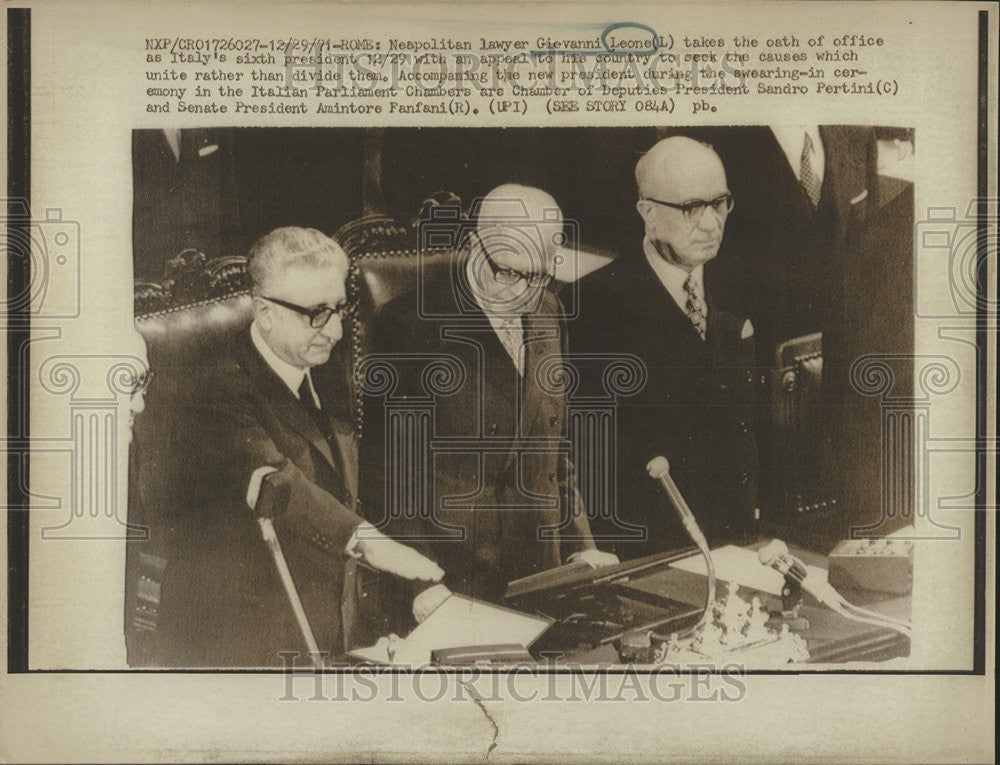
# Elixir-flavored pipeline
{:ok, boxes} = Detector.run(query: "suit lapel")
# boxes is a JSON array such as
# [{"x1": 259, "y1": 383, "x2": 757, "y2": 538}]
[
  {"x1": 447, "y1": 264, "x2": 523, "y2": 405},
  {"x1": 331, "y1": 426, "x2": 357, "y2": 501},
  {"x1": 520, "y1": 295, "x2": 563, "y2": 436},
  {"x1": 627, "y1": 256, "x2": 708, "y2": 350},
  {"x1": 311, "y1": 348, "x2": 358, "y2": 502},
  {"x1": 234, "y1": 330, "x2": 339, "y2": 471}
]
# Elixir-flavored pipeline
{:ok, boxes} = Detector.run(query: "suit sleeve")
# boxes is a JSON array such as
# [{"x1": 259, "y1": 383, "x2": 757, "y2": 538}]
[
  {"x1": 557, "y1": 454, "x2": 598, "y2": 557},
  {"x1": 358, "y1": 303, "x2": 442, "y2": 601},
  {"x1": 557, "y1": 306, "x2": 598, "y2": 556},
  {"x1": 201, "y1": 372, "x2": 364, "y2": 557}
]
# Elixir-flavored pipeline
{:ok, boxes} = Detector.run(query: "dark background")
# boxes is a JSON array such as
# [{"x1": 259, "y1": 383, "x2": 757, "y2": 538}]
[
  {"x1": 132, "y1": 127, "x2": 657, "y2": 280},
  {"x1": 132, "y1": 126, "x2": 915, "y2": 542}
]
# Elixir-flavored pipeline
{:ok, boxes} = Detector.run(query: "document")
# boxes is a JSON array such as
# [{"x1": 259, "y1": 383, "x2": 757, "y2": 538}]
[{"x1": 350, "y1": 594, "x2": 552, "y2": 666}]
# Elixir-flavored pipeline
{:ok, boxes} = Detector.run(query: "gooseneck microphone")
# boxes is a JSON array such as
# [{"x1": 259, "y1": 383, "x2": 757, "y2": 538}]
[
  {"x1": 647, "y1": 456, "x2": 715, "y2": 634},
  {"x1": 646, "y1": 456, "x2": 710, "y2": 550}
]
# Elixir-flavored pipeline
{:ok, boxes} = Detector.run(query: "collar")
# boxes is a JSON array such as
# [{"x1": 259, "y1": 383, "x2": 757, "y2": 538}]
[
  {"x1": 250, "y1": 320, "x2": 317, "y2": 403},
  {"x1": 770, "y1": 125, "x2": 825, "y2": 184},
  {"x1": 643, "y1": 237, "x2": 706, "y2": 315}
]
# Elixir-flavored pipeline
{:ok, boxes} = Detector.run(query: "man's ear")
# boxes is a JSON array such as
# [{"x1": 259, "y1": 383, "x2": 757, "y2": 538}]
[
  {"x1": 252, "y1": 295, "x2": 274, "y2": 331},
  {"x1": 635, "y1": 198, "x2": 655, "y2": 229}
]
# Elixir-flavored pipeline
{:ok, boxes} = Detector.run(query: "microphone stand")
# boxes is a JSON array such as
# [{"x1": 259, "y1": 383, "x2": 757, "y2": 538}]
[{"x1": 645, "y1": 457, "x2": 717, "y2": 639}]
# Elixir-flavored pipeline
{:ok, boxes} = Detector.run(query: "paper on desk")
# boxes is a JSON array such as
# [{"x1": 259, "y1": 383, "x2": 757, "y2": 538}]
[
  {"x1": 669, "y1": 545, "x2": 827, "y2": 596},
  {"x1": 349, "y1": 594, "x2": 551, "y2": 666}
]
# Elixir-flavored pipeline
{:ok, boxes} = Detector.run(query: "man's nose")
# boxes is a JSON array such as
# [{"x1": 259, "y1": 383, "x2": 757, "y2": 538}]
[
  {"x1": 319, "y1": 316, "x2": 343, "y2": 342},
  {"x1": 696, "y1": 206, "x2": 725, "y2": 233}
]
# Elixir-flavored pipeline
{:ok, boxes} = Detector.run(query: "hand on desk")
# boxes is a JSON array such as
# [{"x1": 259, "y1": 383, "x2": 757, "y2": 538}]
[
  {"x1": 351, "y1": 524, "x2": 445, "y2": 583},
  {"x1": 568, "y1": 549, "x2": 620, "y2": 569},
  {"x1": 412, "y1": 583, "x2": 452, "y2": 624}
]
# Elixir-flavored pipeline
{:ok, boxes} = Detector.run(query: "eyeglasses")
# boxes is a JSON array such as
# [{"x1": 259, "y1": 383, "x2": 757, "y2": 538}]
[
  {"x1": 261, "y1": 295, "x2": 351, "y2": 328},
  {"x1": 480, "y1": 245, "x2": 554, "y2": 287},
  {"x1": 129, "y1": 369, "x2": 153, "y2": 396},
  {"x1": 643, "y1": 193, "x2": 734, "y2": 223}
]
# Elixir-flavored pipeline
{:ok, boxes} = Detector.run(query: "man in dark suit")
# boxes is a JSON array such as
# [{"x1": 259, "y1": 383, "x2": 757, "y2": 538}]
[
  {"x1": 571, "y1": 137, "x2": 762, "y2": 559},
  {"x1": 132, "y1": 128, "x2": 241, "y2": 281},
  {"x1": 157, "y1": 227, "x2": 443, "y2": 667},
  {"x1": 361, "y1": 185, "x2": 618, "y2": 619},
  {"x1": 663, "y1": 126, "x2": 883, "y2": 525},
  {"x1": 664, "y1": 125, "x2": 879, "y2": 358}
]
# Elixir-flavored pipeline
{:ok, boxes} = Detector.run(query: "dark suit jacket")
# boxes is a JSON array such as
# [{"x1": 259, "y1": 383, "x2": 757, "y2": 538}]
[
  {"x1": 570, "y1": 255, "x2": 762, "y2": 558},
  {"x1": 132, "y1": 128, "x2": 242, "y2": 281},
  {"x1": 360, "y1": 268, "x2": 597, "y2": 605},
  {"x1": 157, "y1": 329, "x2": 363, "y2": 667},
  {"x1": 665, "y1": 125, "x2": 878, "y2": 357}
]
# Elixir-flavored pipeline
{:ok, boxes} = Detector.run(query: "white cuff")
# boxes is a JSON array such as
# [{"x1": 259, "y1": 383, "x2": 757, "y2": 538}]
[
  {"x1": 345, "y1": 521, "x2": 377, "y2": 557},
  {"x1": 413, "y1": 583, "x2": 451, "y2": 618}
]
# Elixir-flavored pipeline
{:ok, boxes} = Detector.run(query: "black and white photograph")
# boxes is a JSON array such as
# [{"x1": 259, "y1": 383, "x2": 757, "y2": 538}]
[
  {"x1": 127, "y1": 125, "x2": 917, "y2": 668},
  {"x1": 3, "y1": 1, "x2": 994, "y2": 762}
]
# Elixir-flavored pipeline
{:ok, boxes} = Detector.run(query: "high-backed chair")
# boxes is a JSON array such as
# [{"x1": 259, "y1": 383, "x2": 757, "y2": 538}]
[{"x1": 764, "y1": 331, "x2": 836, "y2": 520}]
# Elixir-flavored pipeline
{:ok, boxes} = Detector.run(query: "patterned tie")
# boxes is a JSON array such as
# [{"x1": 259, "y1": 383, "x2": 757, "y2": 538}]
[
  {"x1": 800, "y1": 132, "x2": 822, "y2": 208},
  {"x1": 495, "y1": 316, "x2": 525, "y2": 376},
  {"x1": 684, "y1": 274, "x2": 707, "y2": 341}
]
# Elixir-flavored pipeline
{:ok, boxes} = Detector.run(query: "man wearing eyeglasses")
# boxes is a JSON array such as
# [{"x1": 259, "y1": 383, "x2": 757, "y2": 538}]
[
  {"x1": 161, "y1": 227, "x2": 444, "y2": 667},
  {"x1": 361, "y1": 184, "x2": 618, "y2": 622},
  {"x1": 571, "y1": 137, "x2": 762, "y2": 559}
]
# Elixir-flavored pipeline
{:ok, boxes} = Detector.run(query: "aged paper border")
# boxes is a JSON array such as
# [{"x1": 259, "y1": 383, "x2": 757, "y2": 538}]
[{"x1": 3, "y1": 1, "x2": 996, "y2": 762}]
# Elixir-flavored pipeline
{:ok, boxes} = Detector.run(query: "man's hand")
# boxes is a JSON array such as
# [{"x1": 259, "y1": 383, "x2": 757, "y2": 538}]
[
  {"x1": 412, "y1": 583, "x2": 452, "y2": 624},
  {"x1": 352, "y1": 526, "x2": 444, "y2": 582},
  {"x1": 568, "y1": 549, "x2": 620, "y2": 569}
]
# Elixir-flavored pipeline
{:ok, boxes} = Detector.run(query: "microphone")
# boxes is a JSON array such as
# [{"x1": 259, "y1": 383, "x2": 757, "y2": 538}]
[
  {"x1": 759, "y1": 539, "x2": 913, "y2": 636},
  {"x1": 647, "y1": 456, "x2": 715, "y2": 636},
  {"x1": 758, "y1": 539, "x2": 837, "y2": 607},
  {"x1": 646, "y1": 456, "x2": 708, "y2": 549}
]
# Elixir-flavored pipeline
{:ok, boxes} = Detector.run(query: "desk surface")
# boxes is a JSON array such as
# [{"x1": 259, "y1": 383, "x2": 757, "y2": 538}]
[{"x1": 555, "y1": 543, "x2": 911, "y2": 666}]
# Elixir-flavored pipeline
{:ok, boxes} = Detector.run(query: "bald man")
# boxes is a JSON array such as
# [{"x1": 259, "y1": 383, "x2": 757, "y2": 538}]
[
  {"x1": 361, "y1": 184, "x2": 617, "y2": 617},
  {"x1": 571, "y1": 138, "x2": 762, "y2": 558}
]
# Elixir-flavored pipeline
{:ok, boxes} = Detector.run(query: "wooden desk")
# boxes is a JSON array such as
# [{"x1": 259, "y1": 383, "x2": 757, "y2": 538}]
[{"x1": 553, "y1": 544, "x2": 910, "y2": 665}]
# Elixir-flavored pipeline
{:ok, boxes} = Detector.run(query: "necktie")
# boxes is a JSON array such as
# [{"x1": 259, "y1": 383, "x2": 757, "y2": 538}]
[
  {"x1": 800, "y1": 132, "x2": 822, "y2": 208},
  {"x1": 496, "y1": 316, "x2": 525, "y2": 376},
  {"x1": 684, "y1": 274, "x2": 707, "y2": 341},
  {"x1": 298, "y1": 375, "x2": 329, "y2": 437},
  {"x1": 298, "y1": 374, "x2": 347, "y2": 485}
]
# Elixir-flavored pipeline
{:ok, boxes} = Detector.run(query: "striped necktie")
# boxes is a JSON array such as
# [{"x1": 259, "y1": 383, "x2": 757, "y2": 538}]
[{"x1": 800, "y1": 132, "x2": 822, "y2": 208}]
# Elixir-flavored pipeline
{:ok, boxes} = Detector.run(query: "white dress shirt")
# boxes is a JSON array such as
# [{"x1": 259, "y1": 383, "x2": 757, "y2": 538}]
[
  {"x1": 250, "y1": 321, "x2": 320, "y2": 407},
  {"x1": 770, "y1": 125, "x2": 825, "y2": 186},
  {"x1": 643, "y1": 237, "x2": 707, "y2": 318},
  {"x1": 162, "y1": 128, "x2": 182, "y2": 162},
  {"x1": 246, "y1": 321, "x2": 367, "y2": 555}
]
